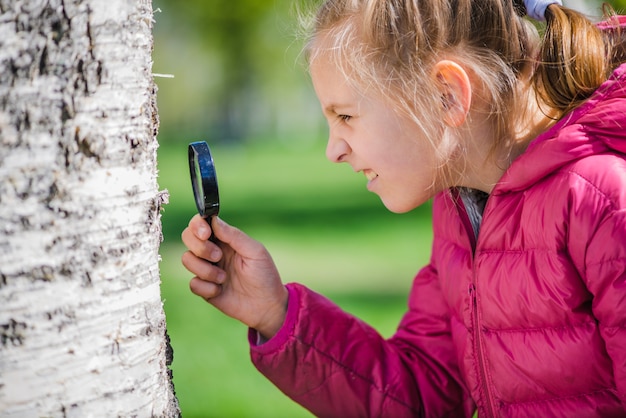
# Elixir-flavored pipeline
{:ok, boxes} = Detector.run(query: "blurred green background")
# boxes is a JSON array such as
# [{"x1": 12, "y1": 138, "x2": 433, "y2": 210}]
[
  {"x1": 158, "y1": 140, "x2": 431, "y2": 417},
  {"x1": 151, "y1": 0, "x2": 624, "y2": 416},
  {"x1": 152, "y1": 2, "x2": 430, "y2": 416}
]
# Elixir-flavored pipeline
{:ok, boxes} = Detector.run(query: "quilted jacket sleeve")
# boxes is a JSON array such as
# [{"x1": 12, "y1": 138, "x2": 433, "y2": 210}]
[
  {"x1": 249, "y1": 265, "x2": 473, "y2": 418},
  {"x1": 566, "y1": 156, "x2": 626, "y2": 408},
  {"x1": 578, "y1": 201, "x2": 626, "y2": 407},
  {"x1": 587, "y1": 212, "x2": 626, "y2": 409}
]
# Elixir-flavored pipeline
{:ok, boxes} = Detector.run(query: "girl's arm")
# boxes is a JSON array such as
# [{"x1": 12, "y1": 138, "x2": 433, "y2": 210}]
[
  {"x1": 577, "y1": 201, "x2": 626, "y2": 408},
  {"x1": 565, "y1": 155, "x2": 626, "y2": 409},
  {"x1": 250, "y1": 264, "x2": 474, "y2": 418}
]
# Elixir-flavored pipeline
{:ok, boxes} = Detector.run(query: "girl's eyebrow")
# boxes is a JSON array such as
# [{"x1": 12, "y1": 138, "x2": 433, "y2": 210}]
[
  {"x1": 324, "y1": 103, "x2": 351, "y2": 114},
  {"x1": 322, "y1": 104, "x2": 339, "y2": 116}
]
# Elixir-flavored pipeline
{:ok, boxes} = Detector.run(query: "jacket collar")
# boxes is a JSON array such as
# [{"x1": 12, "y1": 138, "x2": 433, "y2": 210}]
[{"x1": 493, "y1": 62, "x2": 626, "y2": 194}]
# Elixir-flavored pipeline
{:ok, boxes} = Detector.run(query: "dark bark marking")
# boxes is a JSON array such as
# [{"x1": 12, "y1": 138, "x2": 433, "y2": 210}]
[{"x1": 0, "y1": 319, "x2": 27, "y2": 347}]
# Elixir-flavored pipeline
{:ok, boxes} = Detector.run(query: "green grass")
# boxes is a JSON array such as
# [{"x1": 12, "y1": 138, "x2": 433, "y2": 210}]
[{"x1": 157, "y1": 138, "x2": 434, "y2": 417}]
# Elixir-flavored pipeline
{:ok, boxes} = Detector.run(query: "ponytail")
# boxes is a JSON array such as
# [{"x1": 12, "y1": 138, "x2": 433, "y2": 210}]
[{"x1": 535, "y1": 5, "x2": 625, "y2": 116}]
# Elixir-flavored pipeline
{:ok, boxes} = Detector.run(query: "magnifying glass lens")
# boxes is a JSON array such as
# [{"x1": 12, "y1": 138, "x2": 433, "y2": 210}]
[
  {"x1": 192, "y1": 157, "x2": 205, "y2": 213},
  {"x1": 188, "y1": 141, "x2": 220, "y2": 219}
]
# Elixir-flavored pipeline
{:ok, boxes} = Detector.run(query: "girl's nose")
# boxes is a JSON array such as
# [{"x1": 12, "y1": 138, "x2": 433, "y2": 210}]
[{"x1": 325, "y1": 132, "x2": 351, "y2": 163}]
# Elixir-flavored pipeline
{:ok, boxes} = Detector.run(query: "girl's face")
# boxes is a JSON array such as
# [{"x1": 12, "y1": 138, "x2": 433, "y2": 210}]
[{"x1": 310, "y1": 56, "x2": 451, "y2": 213}]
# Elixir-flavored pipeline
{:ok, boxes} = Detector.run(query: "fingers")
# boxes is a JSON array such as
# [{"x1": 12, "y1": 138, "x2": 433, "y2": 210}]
[
  {"x1": 189, "y1": 276, "x2": 223, "y2": 300},
  {"x1": 183, "y1": 244, "x2": 229, "y2": 304},
  {"x1": 212, "y1": 217, "x2": 266, "y2": 260},
  {"x1": 181, "y1": 250, "x2": 225, "y2": 282},
  {"x1": 181, "y1": 215, "x2": 222, "y2": 263},
  {"x1": 189, "y1": 214, "x2": 213, "y2": 240},
  {"x1": 190, "y1": 214, "x2": 212, "y2": 239}
]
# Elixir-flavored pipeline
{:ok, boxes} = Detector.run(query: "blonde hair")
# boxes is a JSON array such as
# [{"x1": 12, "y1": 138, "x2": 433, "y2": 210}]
[
  {"x1": 537, "y1": 4, "x2": 625, "y2": 115},
  {"x1": 304, "y1": 0, "x2": 625, "y2": 159}
]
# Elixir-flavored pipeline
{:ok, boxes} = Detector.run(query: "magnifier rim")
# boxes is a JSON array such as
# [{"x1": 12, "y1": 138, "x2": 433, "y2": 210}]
[{"x1": 188, "y1": 141, "x2": 220, "y2": 218}]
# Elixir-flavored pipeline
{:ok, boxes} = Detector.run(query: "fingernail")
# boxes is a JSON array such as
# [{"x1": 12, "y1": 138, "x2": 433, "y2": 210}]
[
  {"x1": 198, "y1": 226, "x2": 209, "y2": 239},
  {"x1": 211, "y1": 249, "x2": 221, "y2": 260}
]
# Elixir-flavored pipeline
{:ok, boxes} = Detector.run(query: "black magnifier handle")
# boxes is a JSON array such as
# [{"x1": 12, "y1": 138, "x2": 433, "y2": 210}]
[{"x1": 188, "y1": 141, "x2": 220, "y2": 237}]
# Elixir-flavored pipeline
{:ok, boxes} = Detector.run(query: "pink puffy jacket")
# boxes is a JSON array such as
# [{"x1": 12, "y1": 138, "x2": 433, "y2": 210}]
[{"x1": 249, "y1": 63, "x2": 626, "y2": 417}]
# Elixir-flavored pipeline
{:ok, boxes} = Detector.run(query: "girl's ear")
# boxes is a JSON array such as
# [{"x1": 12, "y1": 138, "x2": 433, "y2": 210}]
[{"x1": 431, "y1": 60, "x2": 472, "y2": 127}]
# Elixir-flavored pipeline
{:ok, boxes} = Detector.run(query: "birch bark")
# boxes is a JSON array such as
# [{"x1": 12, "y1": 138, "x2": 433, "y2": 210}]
[{"x1": 0, "y1": 0, "x2": 179, "y2": 416}]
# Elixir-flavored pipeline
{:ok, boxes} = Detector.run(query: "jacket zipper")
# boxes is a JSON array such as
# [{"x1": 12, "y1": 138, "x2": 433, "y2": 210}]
[
  {"x1": 469, "y1": 283, "x2": 496, "y2": 418},
  {"x1": 453, "y1": 189, "x2": 496, "y2": 417}
]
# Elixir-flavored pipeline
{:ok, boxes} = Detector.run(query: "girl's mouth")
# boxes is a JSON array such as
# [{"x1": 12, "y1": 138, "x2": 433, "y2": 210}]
[{"x1": 364, "y1": 170, "x2": 378, "y2": 181}]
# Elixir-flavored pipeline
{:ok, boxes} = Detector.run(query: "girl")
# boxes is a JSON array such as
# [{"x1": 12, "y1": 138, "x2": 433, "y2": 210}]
[{"x1": 181, "y1": 0, "x2": 626, "y2": 416}]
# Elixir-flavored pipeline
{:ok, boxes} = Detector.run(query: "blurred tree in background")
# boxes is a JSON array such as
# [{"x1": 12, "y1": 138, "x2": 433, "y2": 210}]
[{"x1": 152, "y1": 0, "x2": 322, "y2": 145}]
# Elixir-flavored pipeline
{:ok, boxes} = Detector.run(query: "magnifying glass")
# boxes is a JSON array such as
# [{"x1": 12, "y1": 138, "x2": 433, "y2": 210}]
[{"x1": 188, "y1": 141, "x2": 220, "y2": 221}]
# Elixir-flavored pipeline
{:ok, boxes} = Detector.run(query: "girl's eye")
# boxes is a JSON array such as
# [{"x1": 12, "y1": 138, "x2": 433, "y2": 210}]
[{"x1": 338, "y1": 114, "x2": 352, "y2": 122}]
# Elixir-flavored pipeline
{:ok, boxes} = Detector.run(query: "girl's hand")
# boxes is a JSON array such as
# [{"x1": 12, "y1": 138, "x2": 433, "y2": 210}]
[{"x1": 181, "y1": 215, "x2": 288, "y2": 339}]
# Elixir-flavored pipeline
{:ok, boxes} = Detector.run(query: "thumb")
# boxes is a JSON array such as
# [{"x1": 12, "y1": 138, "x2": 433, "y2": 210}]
[{"x1": 212, "y1": 217, "x2": 266, "y2": 259}]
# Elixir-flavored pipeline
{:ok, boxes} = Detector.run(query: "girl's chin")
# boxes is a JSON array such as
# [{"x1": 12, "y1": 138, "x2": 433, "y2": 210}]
[
  {"x1": 379, "y1": 197, "x2": 421, "y2": 214},
  {"x1": 377, "y1": 184, "x2": 439, "y2": 213}
]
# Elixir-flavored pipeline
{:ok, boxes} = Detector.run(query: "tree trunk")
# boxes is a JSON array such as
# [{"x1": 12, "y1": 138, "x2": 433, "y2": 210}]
[{"x1": 0, "y1": 0, "x2": 179, "y2": 416}]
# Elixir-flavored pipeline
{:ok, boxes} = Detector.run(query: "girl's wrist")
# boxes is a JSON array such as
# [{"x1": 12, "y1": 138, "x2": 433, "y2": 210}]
[{"x1": 255, "y1": 286, "x2": 289, "y2": 340}]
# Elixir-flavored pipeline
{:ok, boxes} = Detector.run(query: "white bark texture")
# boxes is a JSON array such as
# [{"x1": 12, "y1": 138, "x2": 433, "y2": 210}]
[{"x1": 0, "y1": 0, "x2": 179, "y2": 416}]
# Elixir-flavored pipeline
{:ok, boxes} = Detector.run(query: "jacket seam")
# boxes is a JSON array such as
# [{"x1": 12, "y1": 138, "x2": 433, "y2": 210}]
[
  {"x1": 564, "y1": 169, "x2": 626, "y2": 275},
  {"x1": 477, "y1": 249, "x2": 550, "y2": 255},
  {"x1": 586, "y1": 255, "x2": 626, "y2": 269},
  {"x1": 566, "y1": 169, "x2": 618, "y2": 211},
  {"x1": 481, "y1": 321, "x2": 597, "y2": 334},
  {"x1": 441, "y1": 238, "x2": 553, "y2": 255},
  {"x1": 604, "y1": 325, "x2": 626, "y2": 331},
  {"x1": 499, "y1": 387, "x2": 617, "y2": 409}
]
